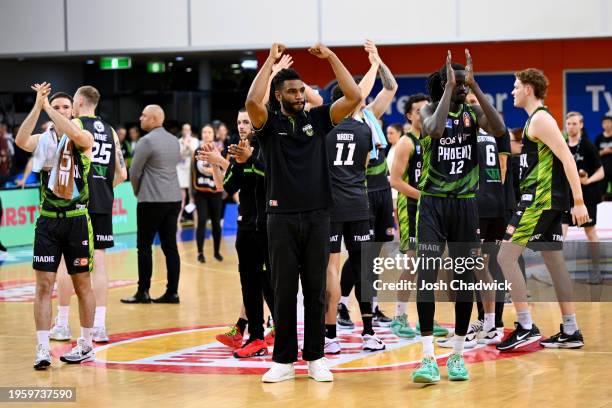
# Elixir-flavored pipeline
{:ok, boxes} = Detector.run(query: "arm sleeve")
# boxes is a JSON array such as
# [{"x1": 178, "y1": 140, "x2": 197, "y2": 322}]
[
  {"x1": 497, "y1": 130, "x2": 511, "y2": 155},
  {"x1": 223, "y1": 159, "x2": 244, "y2": 196}
]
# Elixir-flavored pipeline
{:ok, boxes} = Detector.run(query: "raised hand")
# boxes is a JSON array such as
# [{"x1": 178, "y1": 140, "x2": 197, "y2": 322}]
[
  {"x1": 272, "y1": 54, "x2": 294, "y2": 77},
  {"x1": 465, "y1": 49, "x2": 475, "y2": 87},
  {"x1": 269, "y1": 43, "x2": 286, "y2": 61},
  {"x1": 445, "y1": 50, "x2": 456, "y2": 88},
  {"x1": 229, "y1": 139, "x2": 253, "y2": 164},
  {"x1": 364, "y1": 39, "x2": 381, "y2": 66},
  {"x1": 308, "y1": 43, "x2": 333, "y2": 59},
  {"x1": 31, "y1": 82, "x2": 52, "y2": 110}
]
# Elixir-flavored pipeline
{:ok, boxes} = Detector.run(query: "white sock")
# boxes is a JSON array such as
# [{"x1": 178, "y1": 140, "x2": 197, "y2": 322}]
[
  {"x1": 94, "y1": 307, "x2": 106, "y2": 329},
  {"x1": 372, "y1": 297, "x2": 379, "y2": 312},
  {"x1": 454, "y1": 335, "x2": 466, "y2": 354},
  {"x1": 422, "y1": 335, "x2": 434, "y2": 357},
  {"x1": 339, "y1": 296, "x2": 349, "y2": 307},
  {"x1": 81, "y1": 327, "x2": 94, "y2": 348},
  {"x1": 517, "y1": 310, "x2": 533, "y2": 330},
  {"x1": 562, "y1": 314, "x2": 578, "y2": 334},
  {"x1": 395, "y1": 302, "x2": 407, "y2": 317},
  {"x1": 484, "y1": 313, "x2": 495, "y2": 332},
  {"x1": 37, "y1": 331, "x2": 50, "y2": 348},
  {"x1": 57, "y1": 306, "x2": 70, "y2": 326}
]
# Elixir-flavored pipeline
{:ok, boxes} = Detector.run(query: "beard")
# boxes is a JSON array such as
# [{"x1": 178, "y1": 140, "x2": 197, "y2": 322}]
[{"x1": 281, "y1": 99, "x2": 304, "y2": 115}]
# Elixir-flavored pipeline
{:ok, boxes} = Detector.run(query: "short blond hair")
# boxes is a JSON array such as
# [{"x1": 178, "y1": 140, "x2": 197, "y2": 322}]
[
  {"x1": 566, "y1": 111, "x2": 583, "y2": 123},
  {"x1": 75, "y1": 85, "x2": 100, "y2": 107}
]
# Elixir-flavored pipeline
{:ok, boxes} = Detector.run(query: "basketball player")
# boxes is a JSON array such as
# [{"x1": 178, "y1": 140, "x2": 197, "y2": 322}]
[
  {"x1": 200, "y1": 108, "x2": 275, "y2": 358},
  {"x1": 246, "y1": 43, "x2": 361, "y2": 383},
  {"x1": 18, "y1": 82, "x2": 97, "y2": 369},
  {"x1": 324, "y1": 39, "x2": 395, "y2": 354},
  {"x1": 411, "y1": 50, "x2": 506, "y2": 383},
  {"x1": 49, "y1": 86, "x2": 127, "y2": 343},
  {"x1": 389, "y1": 93, "x2": 430, "y2": 338},
  {"x1": 497, "y1": 69, "x2": 588, "y2": 351}
]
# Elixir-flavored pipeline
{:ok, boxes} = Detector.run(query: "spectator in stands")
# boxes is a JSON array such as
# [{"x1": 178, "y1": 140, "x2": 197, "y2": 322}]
[
  {"x1": 0, "y1": 122, "x2": 14, "y2": 187},
  {"x1": 177, "y1": 123, "x2": 200, "y2": 226},
  {"x1": 595, "y1": 115, "x2": 612, "y2": 200}
]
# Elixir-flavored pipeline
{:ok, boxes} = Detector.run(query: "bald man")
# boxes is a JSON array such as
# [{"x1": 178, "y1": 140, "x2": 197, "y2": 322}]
[{"x1": 121, "y1": 105, "x2": 182, "y2": 304}]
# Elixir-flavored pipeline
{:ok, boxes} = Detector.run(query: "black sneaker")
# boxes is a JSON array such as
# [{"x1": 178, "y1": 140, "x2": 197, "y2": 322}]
[
  {"x1": 197, "y1": 253, "x2": 205, "y2": 263},
  {"x1": 337, "y1": 303, "x2": 355, "y2": 329},
  {"x1": 0, "y1": 241, "x2": 7, "y2": 252},
  {"x1": 214, "y1": 252, "x2": 223, "y2": 262},
  {"x1": 540, "y1": 324, "x2": 584, "y2": 349},
  {"x1": 496, "y1": 322, "x2": 542, "y2": 352},
  {"x1": 373, "y1": 306, "x2": 392, "y2": 327}
]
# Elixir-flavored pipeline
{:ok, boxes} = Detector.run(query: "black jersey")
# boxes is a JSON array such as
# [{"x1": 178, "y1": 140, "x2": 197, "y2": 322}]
[
  {"x1": 327, "y1": 117, "x2": 373, "y2": 222},
  {"x1": 517, "y1": 106, "x2": 569, "y2": 210},
  {"x1": 419, "y1": 103, "x2": 479, "y2": 197},
  {"x1": 79, "y1": 116, "x2": 116, "y2": 214},
  {"x1": 405, "y1": 132, "x2": 423, "y2": 198},
  {"x1": 476, "y1": 131, "x2": 505, "y2": 218},
  {"x1": 568, "y1": 136, "x2": 602, "y2": 206},
  {"x1": 366, "y1": 148, "x2": 390, "y2": 192},
  {"x1": 223, "y1": 139, "x2": 266, "y2": 231},
  {"x1": 192, "y1": 145, "x2": 218, "y2": 193}
]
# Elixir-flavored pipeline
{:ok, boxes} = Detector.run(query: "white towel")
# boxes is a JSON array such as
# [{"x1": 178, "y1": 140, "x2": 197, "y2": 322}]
[{"x1": 32, "y1": 126, "x2": 59, "y2": 173}]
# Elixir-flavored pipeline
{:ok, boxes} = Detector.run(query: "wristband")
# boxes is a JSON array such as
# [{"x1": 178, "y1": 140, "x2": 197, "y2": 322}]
[{"x1": 573, "y1": 198, "x2": 584, "y2": 206}]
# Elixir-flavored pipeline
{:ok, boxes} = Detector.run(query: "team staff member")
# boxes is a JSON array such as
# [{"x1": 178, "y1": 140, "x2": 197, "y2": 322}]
[
  {"x1": 50, "y1": 86, "x2": 127, "y2": 343},
  {"x1": 121, "y1": 105, "x2": 182, "y2": 304},
  {"x1": 246, "y1": 43, "x2": 361, "y2": 383},
  {"x1": 18, "y1": 82, "x2": 97, "y2": 369}
]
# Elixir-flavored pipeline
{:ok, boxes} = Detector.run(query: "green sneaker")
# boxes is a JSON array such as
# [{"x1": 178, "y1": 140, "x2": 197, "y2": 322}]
[
  {"x1": 412, "y1": 356, "x2": 440, "y2": 383},
  {"x1": 415, "y1": 321, "x2": 449, "y2": 337},
  {"x1": 446, "y1": 353, "x2": 469, "y2": 381},
  {"x1": 390, "y1": 314, "x2": 416, "y2": 338}
]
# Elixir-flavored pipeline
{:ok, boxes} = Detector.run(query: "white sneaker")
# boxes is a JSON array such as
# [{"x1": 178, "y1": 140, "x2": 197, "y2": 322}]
[
  {"x1": 33, "y1": 344, "x2": 51, "y2": 370},
  {"x1": 324, "y1": 337, "x2": 341, "y2": 354},
  {"x1": 262, "y1": 362, "x2": 295, "y2": 383},
  {"x1": 477, "y1": 327, "x2": 504, "y2": 345},
  {"x1": 50, "y1": 318, "x2": 71, "y2": 341},
  {"x1": 362, "y1": 334, "x2": 386, "y2": 351},
  {"x1": 465, "y1": 319, "x2": 483, "y2": 343},
  {"x1": 59, "y1": 338, "x2": 95, "y2": 364},
  {"x1": 93, "y1": 327, "x2": 109, "y2": 343},
  {"x1": 307, "y1": 357, "x2": 333, "y2": 382},
  {"x1": 436, "y1": 333, "x2": 478, "y2": 349}
]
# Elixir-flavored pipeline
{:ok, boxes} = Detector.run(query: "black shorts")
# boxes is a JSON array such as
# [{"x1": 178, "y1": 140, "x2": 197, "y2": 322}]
[
  {"x1": 33, "y1": 214, "x2": 93, "y2": 274},
  {"x1": 90, "y1": 213, "x2": 114, "y2": 249},
  {"x1": 561, "y1": 204, "x2": 597, "y2": 228},
  {"x1": 417, "y1": 195, "x2": 480, "y2": 247},
  {"x1": 505, "y1": 208, "x2": 563, "y2": 250},
  {"x1": 368, "y1": 188, "x2": 395, "y2": 242},
  {"x1": 330, "y1": 220, "x2": 371, "y2": 253},
  {"x1": 479, "y1": 217, "x2": 506, "y2": 254},
  {"x1": 398, "y1": 196, "x2": 417, "y2": 252}
]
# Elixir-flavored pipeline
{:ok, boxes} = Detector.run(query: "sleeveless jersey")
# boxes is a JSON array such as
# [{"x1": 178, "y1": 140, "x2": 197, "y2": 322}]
[
  {"x1": 79, "y1": 117, "x2": 116, "y2": 214},
  {"x1": 192, "y1": 145, "x2": 219, "y2": 193},
  {"x1": 366, "y1": 148, "x2": 390, "y2": 192},
  {"x1": 327, "y1": 117, "x2": 373, "y2": 222},
  {"x1": 419, "y1": 103, "x2": 479, "y2": 197},
  {"x1": 41, "y1": 134, "x2": 90, "y2": 212},
  {"x1": 476, "y1": 131, "x2": 505, "y2": 218},
  {"x1": 517, "y1": 106, "x2": 569, "y2": 210}
]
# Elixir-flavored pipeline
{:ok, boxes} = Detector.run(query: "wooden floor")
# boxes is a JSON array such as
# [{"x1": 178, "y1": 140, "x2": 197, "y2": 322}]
[{"x1": 1, "y1": 234, "x2": 611, "y2": 408}]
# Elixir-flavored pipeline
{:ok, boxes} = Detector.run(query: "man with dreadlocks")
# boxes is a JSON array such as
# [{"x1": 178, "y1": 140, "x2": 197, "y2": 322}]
[{"x1": 411, "y1": 50, "x2": 506, "y2": 384}]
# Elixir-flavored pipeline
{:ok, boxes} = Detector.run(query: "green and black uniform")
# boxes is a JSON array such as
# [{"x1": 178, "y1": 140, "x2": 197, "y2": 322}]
[
  {"x1": 80, "y1": 116, "x2": 117, "y2": 249},
  {"x1": 416, "y1": 102, "x2": 480, "y2": 338},
  {"x1": 33, "y1": 134, "x2": 93, "y2": 274},
  {"x1": 505, "y1": 106, "x2": 569, "y2": 247},
  {"x1": 366, "y1": 148, "x2": 395, "y2": 242},
  {"x1": 397, "y1": 132, "x2": 422, "y2": 252}
]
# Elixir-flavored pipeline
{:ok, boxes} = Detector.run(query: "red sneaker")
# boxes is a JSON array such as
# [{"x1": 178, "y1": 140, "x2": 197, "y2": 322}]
[
  {"x1": 216, "y1": 326, "x2": 243, "y2": 349},
  {"x1": 264, "y1": 327, "x2": 275, "y2": 346},
  {"x1": 233, "y1": 339, "x2": 268, "y2": 358}
]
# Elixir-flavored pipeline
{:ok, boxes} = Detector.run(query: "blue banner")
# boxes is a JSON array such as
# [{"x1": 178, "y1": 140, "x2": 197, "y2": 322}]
[
  {"x1": 565, "y1": 70, "x2": 612, "y2": 141},
  {"x1": 321, "y1": 73, "x2": 527, "y2": 132}
]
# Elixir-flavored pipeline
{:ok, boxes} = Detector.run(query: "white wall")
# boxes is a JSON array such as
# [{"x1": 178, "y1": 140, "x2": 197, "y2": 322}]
[
  {"x1": 0, "y1": 0, "x2": 610, "y2": 56},
  {"x1": 0, "y1": 0, "x2": 65, "y2": 54}
]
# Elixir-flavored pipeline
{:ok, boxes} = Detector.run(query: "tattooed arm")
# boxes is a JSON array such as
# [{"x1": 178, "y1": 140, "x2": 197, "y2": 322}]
[{"x1": 364, "y1": 40, "x2": 398, "y2": 119}]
